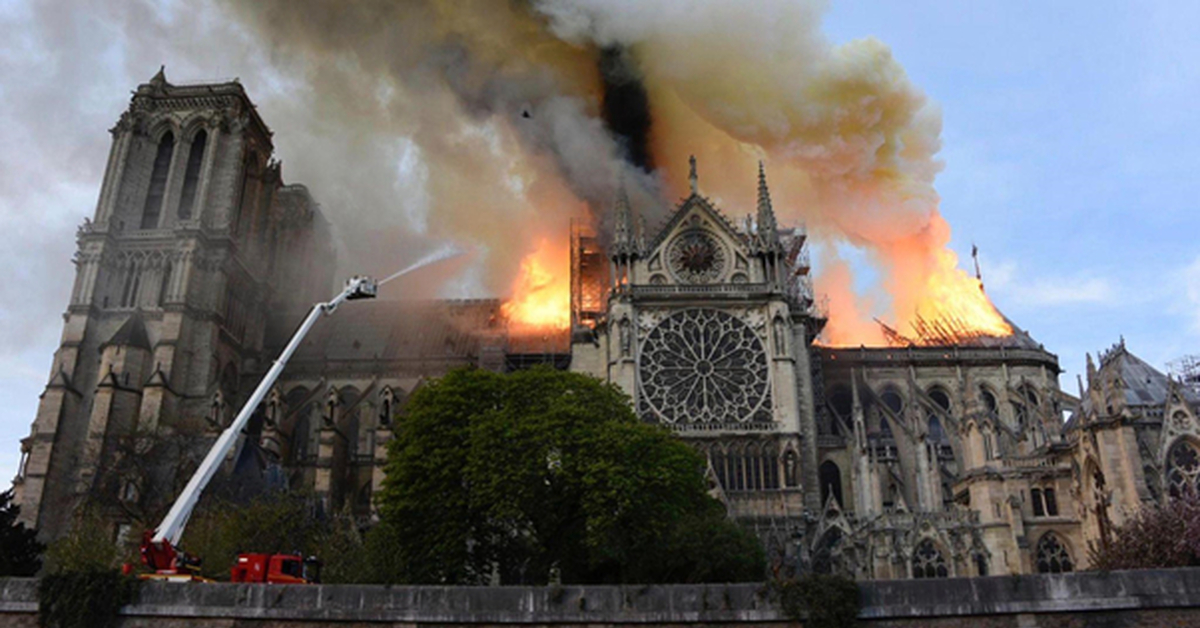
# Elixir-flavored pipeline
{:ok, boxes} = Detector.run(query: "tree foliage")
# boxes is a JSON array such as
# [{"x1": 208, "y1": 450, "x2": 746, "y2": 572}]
[
  {"x1": 43, "y1": 508, "x2": 126, "y2": 574},
  {"x1": 0, "y1": 488, "x2": 44, "y2": 576},
  {"x1": 1090, "y1": 491, "x2": 1200, "y2": 570},
  {"x1": 374, "y1": 367, "x2": 764, "y2": 585}
]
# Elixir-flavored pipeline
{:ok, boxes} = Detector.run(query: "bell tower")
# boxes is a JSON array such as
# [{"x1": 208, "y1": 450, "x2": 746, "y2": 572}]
[{"x1": 14, "y1": 69, "x2": 333, "y2": 539}]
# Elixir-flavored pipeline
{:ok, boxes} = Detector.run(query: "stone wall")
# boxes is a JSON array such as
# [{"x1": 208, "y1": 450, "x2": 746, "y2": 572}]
[{"x1": 4, "y1": 569, "x2": 1200, "y2": 627}]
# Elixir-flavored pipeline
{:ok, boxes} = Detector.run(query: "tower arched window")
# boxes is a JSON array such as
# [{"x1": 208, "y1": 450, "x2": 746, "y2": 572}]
[
  {"x1": 1166, "y1": 439, "x2": 1200, "y2": 498},
  {"x1": 178, "y1": 130, "x2": 207, "y2": 219},
  {"x1": 157, "y1": 262, "x2": 172, "y2": 306},
  {"x1": 142, "y1": 132, "x2": 174, "y2": 229},
  {"x1": 1035, "y1": 533, "x2": 1073, "y2": 573},
  {"x1": 120, "y1": 260, "x2": 138, "y2": 308},
  {"x1": 912, "y1": 540, "x2": 948, "y2": 578}
]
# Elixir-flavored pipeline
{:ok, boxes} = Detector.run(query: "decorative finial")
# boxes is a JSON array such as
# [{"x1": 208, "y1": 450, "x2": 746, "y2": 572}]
[
  {"x1": 688, "y1": 155, "x2": 698, "y2": 195},
  {"x1": 755, "y1": 161, "x2": 780, "y2": 251}
]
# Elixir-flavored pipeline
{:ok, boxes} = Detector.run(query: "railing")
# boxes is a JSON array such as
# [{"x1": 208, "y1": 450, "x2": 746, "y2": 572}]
[
  {"x1": 822, "y1": 345, "x2": 1058, "y2": 365},
  {"x1": 631, "y1": 283, "x2": 772, "y2": 297},
  {"x1": 670, "y1": 421, "x2": 779, "y2": 433}
]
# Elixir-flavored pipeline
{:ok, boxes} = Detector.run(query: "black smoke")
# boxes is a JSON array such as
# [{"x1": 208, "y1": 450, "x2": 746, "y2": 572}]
[{"x1": 598, "y1": 46, "x2": 653, "y2": 173}]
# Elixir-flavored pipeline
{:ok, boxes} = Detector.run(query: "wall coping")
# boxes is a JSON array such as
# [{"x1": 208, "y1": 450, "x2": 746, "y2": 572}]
[{"x1": 4, "y1": 568, "x2": 1200, "y2": 623}]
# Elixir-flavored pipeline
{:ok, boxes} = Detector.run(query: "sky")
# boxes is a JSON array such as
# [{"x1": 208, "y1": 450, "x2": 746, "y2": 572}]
[{"x1": 1, "y1": 0, "x2": 1199, "y2": 491}]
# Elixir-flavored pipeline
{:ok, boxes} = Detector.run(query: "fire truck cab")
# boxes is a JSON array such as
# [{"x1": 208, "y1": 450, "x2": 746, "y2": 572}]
[{"x1": 230, "y1": 553, "x2": 321, "y2": 584}]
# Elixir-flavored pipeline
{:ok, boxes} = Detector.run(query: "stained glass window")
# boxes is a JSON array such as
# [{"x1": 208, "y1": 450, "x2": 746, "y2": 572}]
[{"x1": 639, "y1": 309, "x2": 771, "y2": 425}]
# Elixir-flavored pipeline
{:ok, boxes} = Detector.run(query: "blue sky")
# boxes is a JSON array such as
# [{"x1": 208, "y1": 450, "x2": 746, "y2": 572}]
[{"x1": 1, "y1": 1, "x2": 1198, "y2": 490}]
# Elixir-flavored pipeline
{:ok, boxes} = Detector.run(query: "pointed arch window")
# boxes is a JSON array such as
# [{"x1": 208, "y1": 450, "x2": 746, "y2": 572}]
[
  {"x1": 881, "y1": 389, "x2": 904, "y2": 415},
  {"x1": 142, "y1": 132, "x2": 174, "y2": 229},
  {"x1": 120, "y1": 261, "x2": 137, "y2": 308},
  {"x1": 157, "y1": 262, "x2": 172, "y2": 306},
  {"x1": 980, "y1": 386, "x2": 998, "y2": 416},
  {"x1": 178, "y1": 130, "x2": 207, "y2": 219},
  {"x1": 912, "y1": 540, "x2": 949, "y2": 578},
  {"x1": 1035, "y1": 533, "x2": 1073, "y2": 573},
  {"x1": 120, "y1": 258, "x2": 144, "y2": 308},
  {"x1": 1166, "y1": 439, "x2": 1200, "y2": 498},
  {"x1": 747, "y1": 443, "x2": 763, "y2": 490}
]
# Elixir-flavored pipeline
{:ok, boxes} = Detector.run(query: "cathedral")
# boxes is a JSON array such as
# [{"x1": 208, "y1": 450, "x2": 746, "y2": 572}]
[{"x1": 14, "y1": 72, "x2": 1200, "y2": 581}]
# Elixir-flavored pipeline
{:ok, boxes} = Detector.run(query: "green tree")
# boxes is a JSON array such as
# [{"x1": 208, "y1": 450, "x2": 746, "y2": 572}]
[
  {"x1": 374, "y1": 366, "x2": 764, "y2": 585},
  {"x1": 0, "y1": 488, "x2": 44, "y2": 576},
  {"x1": 43, "y1": 508, "x2": 125, "y2": 574}
]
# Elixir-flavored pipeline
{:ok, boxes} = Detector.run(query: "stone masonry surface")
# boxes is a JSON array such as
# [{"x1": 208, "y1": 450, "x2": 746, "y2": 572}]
[{"x1": 4, "y1": 569, "x2": 1200, "y2": 627}]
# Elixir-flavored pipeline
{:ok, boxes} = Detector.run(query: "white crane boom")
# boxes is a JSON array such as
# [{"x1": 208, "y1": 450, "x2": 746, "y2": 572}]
[{"x1": 151, "y1": 276, "x2": 377, "y2": 547}]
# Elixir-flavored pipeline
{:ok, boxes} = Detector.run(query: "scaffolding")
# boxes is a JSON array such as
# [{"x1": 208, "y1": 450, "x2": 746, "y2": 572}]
[
  {"x1": 570, "y1": 220, "x2": 610, "y2": 330},
  {"x1": 1168, "y1": 355, "x2": 1200, "y2": 395}
]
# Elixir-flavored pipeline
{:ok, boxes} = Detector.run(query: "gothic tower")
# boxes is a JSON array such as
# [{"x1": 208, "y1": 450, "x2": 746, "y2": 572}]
[{"x1": 13, "y1": 69, "x2": 333, "y2": 539}]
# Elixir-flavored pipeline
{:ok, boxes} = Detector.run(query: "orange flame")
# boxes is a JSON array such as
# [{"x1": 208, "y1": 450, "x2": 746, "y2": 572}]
[
  {"x1": 820, "y1": 215, "x2": 1013, "y2": 347},
  {"x1": 904, "y1": 248, "x2": 1012, "y2": 339},
  {"x1": 502, "y1": 238, "x2": 571, "y2": 333}
]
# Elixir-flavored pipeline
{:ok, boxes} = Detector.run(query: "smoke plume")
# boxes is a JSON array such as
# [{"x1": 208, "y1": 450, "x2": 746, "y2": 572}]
[{"x1": 223, "y1": 0, "x2": 1005, "y2": 341}]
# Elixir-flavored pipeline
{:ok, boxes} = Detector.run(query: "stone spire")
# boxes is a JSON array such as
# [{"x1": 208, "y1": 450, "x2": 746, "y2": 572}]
[
  {"x1": 688, "y1": 155, "x2": 698, "y2": 195},
  {"x1": 612, "y1": 186, "x2": 635, "y2": 257},
  {"x1": 754, "y1": 161, "x2": 781, "y2": 251}
]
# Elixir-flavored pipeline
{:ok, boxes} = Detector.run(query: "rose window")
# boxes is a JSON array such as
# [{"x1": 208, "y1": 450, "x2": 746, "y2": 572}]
[
  {"x1": 668, "y1": 230, "x2": 726, "y2": 284},
  {"x1": 638, "y1": 309, "x2": 771, "y2": 425}
]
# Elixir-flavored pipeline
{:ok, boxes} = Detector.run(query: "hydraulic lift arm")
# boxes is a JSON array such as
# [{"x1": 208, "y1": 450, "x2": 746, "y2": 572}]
[{"x1": 142, "y1": 276, "x2": 377, "y2": 569}]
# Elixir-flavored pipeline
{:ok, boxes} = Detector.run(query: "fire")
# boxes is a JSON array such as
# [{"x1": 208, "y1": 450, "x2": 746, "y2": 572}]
[
  {"x1": 502, "y1": 238, "x2": 571, "y2": 332},
  {"x1": 897, "y1": 251, "x2": 1013, "y2": 345},
  {"x1": 819, "y1": 216, "x2": 1013, "y2": 348}
]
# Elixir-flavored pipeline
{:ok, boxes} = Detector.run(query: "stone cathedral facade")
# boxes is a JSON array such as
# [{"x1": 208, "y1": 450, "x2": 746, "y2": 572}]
[{"x1": 14, "y1": 73, "x2": 1200, "y2": 581}]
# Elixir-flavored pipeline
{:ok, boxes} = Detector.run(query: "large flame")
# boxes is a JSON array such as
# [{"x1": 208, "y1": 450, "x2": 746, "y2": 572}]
[
  {"x1": 904, "y1": 249, "x2": 1012, "y2": 339},
  {"x1": 819, "y1": 216, "x2": 1013, "y2": 347},
  {"x1": 502, "y1": 238, "x2": 571, "y2": 333}
]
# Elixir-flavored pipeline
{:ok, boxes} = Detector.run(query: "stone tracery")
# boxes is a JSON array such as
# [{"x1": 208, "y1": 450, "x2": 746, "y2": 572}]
[
  {"x1": 1165, "y1": 439, "x2": 1200, "y2": 498},
  {"x1": 639, "y1": 308, "x2": 771, "y2": 425},
  {"x1": 1034, "y1": 533, "x2": 1073, "y2": 573}
]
